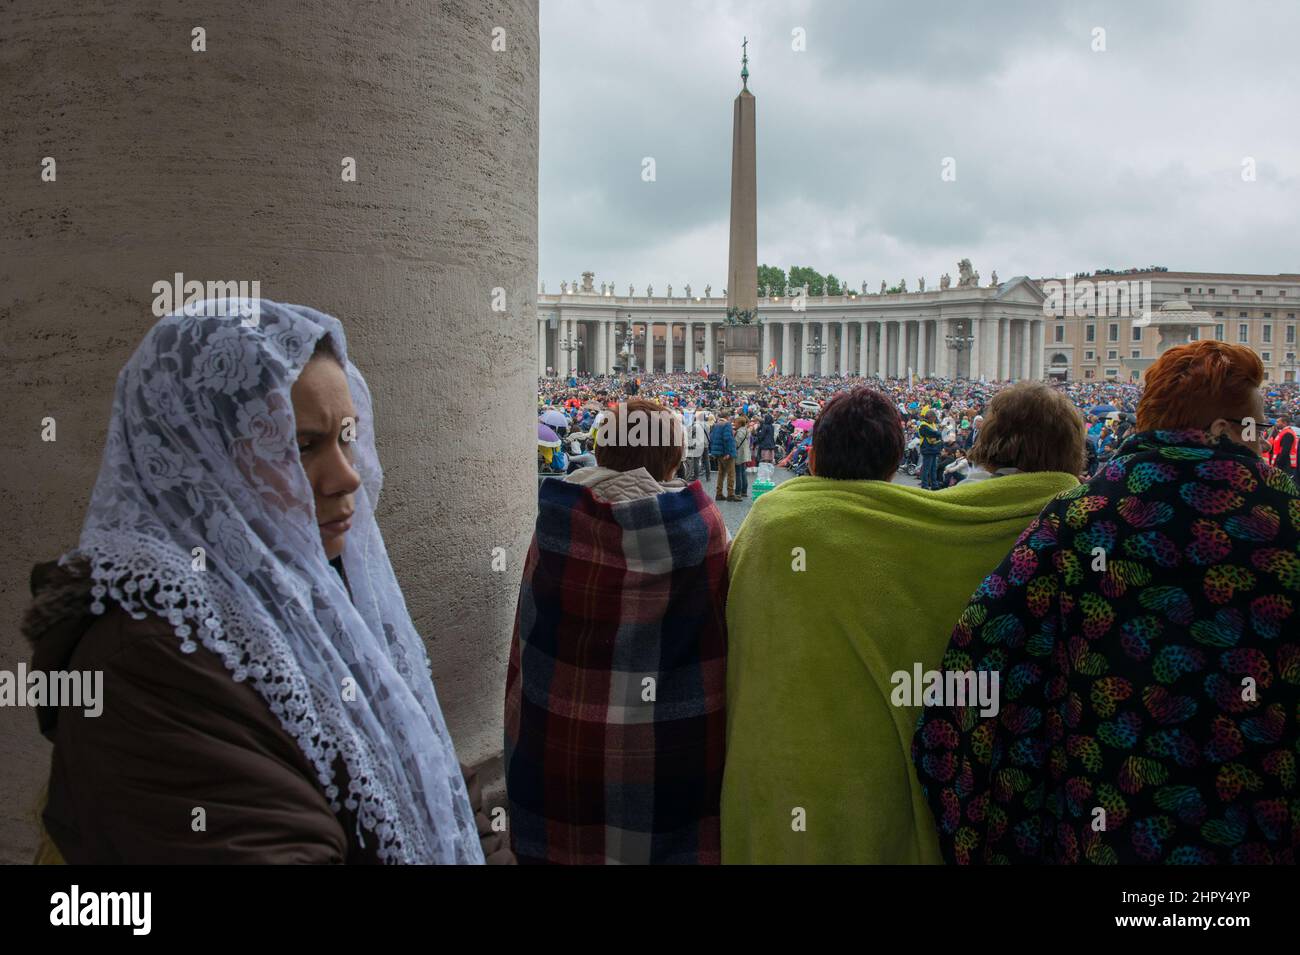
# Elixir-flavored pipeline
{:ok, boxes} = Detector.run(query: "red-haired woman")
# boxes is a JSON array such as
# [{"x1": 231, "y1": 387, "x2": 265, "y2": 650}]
[{"x1": 915, "y1": 340, "x2": 1300, "y2": 864}]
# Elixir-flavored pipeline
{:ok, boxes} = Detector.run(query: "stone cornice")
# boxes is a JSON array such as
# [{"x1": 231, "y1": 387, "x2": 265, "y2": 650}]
[{"x1": 538, "y1": 285, "x2": 1024, "y2": 314}]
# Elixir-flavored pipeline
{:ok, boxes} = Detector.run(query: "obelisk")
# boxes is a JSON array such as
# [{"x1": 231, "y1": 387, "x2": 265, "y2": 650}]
[{"x1": 723, "y1": 37, "x2": 760, "y2": 384}]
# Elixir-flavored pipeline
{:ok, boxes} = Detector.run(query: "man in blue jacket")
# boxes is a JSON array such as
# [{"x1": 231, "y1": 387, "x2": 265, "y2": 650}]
[
  {"x1": 709, "y1": 412, "x2": 739, "y2": 501},
  {"x1": 917, "y1": 410, "x2": 943, "y2": 490}
]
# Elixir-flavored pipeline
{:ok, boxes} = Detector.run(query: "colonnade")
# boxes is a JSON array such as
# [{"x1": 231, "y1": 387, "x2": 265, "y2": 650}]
[{"x1": 541, "y1": 316, "x2": 1046, "y2": 380}]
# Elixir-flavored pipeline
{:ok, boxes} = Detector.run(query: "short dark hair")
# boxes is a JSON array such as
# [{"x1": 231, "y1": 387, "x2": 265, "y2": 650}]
[{"x1": 811, "y1": 386, "x2": 903, "y2": 480}]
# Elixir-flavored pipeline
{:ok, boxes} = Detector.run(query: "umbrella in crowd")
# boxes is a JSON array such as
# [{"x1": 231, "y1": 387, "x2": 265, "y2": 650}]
[
  {"x1": 792, "y1": 418, "x2": 815, "y2": 432},
  {"x1": 537, "y1": 422, "x2": 560, "y2": 448},
  {"x1": 539, "y1": 409, "x2": 568, "y2": 429},
  {"x1": 1089, "y1": 404, "x2": 1118, "y2": 414}
]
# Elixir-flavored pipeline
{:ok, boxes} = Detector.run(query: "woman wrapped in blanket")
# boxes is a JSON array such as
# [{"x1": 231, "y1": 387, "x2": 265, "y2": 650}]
[
  {"x1": 722, "y1": 383, "x2": 1084, "y2": 863},
  {"x1": 25, "y1": 301, "x2": 492, "y2": 864},
  {"x1": 914, "y1": 340, "x2": 1300, "y2": 864},
  {"x1": 506, "y1": 398, "x2": 729, "y2": 864}
]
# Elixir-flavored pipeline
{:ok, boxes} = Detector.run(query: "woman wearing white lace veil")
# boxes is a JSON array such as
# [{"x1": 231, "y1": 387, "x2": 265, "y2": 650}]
[{"x1": 24, "y1": 299, "x2": 485, "y2": 864}]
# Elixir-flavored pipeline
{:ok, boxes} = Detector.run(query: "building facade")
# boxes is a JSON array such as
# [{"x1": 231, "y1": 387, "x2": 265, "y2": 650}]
[
  {"x1": 540, "y1": 270, "x2": 1300, "y2": 383},
  {"x1": 538, "y1": 272, "x2": 1049, "y2": 380},
  {"x1": 1039, "y1": 271, "x2": 1300, "y2": 383}
]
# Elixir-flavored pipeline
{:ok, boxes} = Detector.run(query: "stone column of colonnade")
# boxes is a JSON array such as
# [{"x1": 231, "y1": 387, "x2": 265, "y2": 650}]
[
  {"x1": 556, "y1": 318, "x2": 569, "y2": 376},
  {"x1": 999, "y1": 320, "x2": 1011, "y2": 380},
  {"x1": 1021, "y1": 319, "x2": 1033, "y2": 381},
  {"x1": 982, "y1": 317, "x2": 998, "y2": 382},
  {"x1": 1031, "y1": 320, "x2": 1045, "y2": 379},
  {"x1": 933, "y1": 319, "x2": 947, "y2": 378},
  {"x1": 0, "y1": 0, "x2": 538, "y2": 862},
  {"x1": 642, "y1": 321, "x2": 653, "y2": 372},
  {"x1": 537, "y1": 320, "x2": 547, "y2": 376}
]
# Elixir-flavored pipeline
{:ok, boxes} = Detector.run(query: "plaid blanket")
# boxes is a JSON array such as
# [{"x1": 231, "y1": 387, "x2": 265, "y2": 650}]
[{"x1": 505, "y1": 478, "x2": 728, "y2": 864}]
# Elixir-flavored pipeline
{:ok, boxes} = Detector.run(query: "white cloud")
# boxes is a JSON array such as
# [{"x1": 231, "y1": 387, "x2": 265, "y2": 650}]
[{"x1": 540, "y1": 0, "x2": 1300, "y2": 287}]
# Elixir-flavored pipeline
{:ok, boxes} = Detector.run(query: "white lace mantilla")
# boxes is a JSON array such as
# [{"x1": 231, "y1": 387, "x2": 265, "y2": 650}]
[{"x1": 68, "y1": 300, "x2": 482, "y2": 864}]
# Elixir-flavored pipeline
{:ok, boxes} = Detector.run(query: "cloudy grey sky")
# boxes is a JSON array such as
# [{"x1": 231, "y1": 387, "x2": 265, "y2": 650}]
[{"x1": 538, "y1": 0, "x2": 1300, "y2": 291}]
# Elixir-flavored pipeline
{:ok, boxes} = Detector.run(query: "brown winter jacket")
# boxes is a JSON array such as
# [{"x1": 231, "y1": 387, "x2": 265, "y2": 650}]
[{"x1": 25, "y1": 558, "x2": 513, "y2": 865}]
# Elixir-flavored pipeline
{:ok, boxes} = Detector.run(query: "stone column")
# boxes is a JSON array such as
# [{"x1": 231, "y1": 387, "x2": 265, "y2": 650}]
[
  {"x1": 609, "y1": 322, "x2": 619, "y2": 374},
  {"x1": 537, "y1": 319, "x2": 547, "y2": 377},
  {"x1": 874, "y1": 323, "x2": 885, "y2": 378},
  {"x1": 917, "y1": 320, "x2": 929, "y2": 378},
  {"x1": 967, "y1": 318, "x2": 981, "y2": 379},
  {"x1": 782, "y1": 321, "x2": 793, "y2": 375},
  {"x1": 983, "y1": 317, "x2": 998, "y2": 381},
  {"x1": 704, "y1": 321, "x2": 714, "y2": 371},
  {"x1": 999, "y1": 319, "x2": 1011, "y2": 380},
  {"x1": 859, "y1": 321, "x2": 869, "y2": 376},
  {"x1": 933, "y1": 319, "x2": 948, "y2": 378},
  {"x1": 760, "y1": 320, "x2": 770, "y2": 375},
  {"x1": 0, "y1": 0, "x2": 539, "y2": 863},
  {"x1": 1021, "y1": 320, "x2": 1032, "y2": 381},
  {"x1": 838, "y1": 321, "x2": 849, "y2": 375},
  {"x1": 1032, "y1": 320, "x2": 1045, "y2": 379},
  {"x1": 683, "y1": 321, "x2": 693, "y2": 372}
]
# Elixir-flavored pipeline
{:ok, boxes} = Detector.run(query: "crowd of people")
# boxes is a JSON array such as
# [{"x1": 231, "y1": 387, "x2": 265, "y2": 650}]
[
  {"x1": 539, "y1": 369, "x2": 1300, "y2": 494},
  {"x1": 22, "y1": 297, "x2": 1299, "y2": 866},
  {"x1": 518, "y1": 345, "x2": 1300, "y2": 863}
]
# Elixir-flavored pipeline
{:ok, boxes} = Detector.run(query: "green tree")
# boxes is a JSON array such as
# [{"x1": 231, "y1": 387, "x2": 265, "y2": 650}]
[
  {"x1": 787, "y1": 265, "x2": 826, "y2": 296},
  {"x1": 757, "y1": 263, "x2": 786, "y2": 298},
  {"x1": 825, "y1": 273, "x2": 842, "y2": 295}
]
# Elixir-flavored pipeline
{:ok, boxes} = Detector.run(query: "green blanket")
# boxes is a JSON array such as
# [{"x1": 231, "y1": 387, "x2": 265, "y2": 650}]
[{"x1": 721, "y1": 471, "x2": 1079, "y2": 864}]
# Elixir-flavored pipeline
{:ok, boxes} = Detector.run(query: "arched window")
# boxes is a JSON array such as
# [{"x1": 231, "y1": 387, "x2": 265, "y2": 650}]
[{"x1": 1050, "y1": 352, "x2": 1069, "y2": 365}]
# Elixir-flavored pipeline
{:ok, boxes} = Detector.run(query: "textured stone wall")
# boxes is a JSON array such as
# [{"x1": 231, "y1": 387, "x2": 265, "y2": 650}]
[{"x1": 0, "y1": 0, "x2": 538, "y2": 862}]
